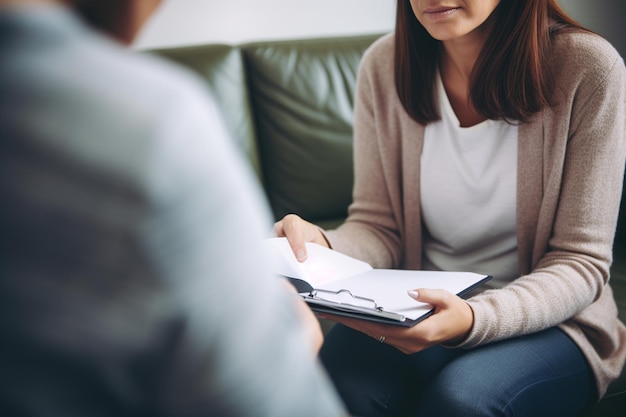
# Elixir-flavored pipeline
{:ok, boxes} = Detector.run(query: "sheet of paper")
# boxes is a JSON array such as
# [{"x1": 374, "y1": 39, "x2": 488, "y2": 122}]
[{"x1": 263, "y1": 237, "x2": 372, "y2": 286}]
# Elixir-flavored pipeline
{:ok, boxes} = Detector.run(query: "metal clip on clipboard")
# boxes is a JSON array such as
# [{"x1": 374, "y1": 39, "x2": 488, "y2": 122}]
[{"x1": 304, "y1": 288, "x2": 407, "y2": 322}]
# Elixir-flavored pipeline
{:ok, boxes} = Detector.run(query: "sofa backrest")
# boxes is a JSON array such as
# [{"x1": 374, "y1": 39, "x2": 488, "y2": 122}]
[
  {"x1": 150, "y1": 34, "x2": 382, "y2": 227},
  {"x1": 242, "y1": 35, "x2": 380, "y2": 226}
]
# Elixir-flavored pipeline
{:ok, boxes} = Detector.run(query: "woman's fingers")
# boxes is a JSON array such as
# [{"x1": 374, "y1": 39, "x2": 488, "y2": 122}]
[
  {"x1": 319, "y1": 289, "x2": 474, "y2": 354},
  {"x1": 274, "y1": 214, "x2": 328, "y2": 262},
  {"x1": 407, "y1": 288, "x2": 474, "y2": 345}
]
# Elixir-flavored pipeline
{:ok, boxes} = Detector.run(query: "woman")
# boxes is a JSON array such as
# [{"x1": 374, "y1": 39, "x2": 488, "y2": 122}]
[{"x1": 275, "y1": 0, "x2": 626, "y2": 416}]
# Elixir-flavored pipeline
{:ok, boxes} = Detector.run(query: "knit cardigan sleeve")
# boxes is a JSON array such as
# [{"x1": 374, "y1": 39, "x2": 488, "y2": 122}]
[{"x1": 459, "y1": 33, "x2": 626, "y2": 349}]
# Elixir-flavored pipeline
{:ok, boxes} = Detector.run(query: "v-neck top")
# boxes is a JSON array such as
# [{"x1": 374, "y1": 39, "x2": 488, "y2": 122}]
[{"x1": 420, "y1": 74, "x2": 519, "y2": 288}]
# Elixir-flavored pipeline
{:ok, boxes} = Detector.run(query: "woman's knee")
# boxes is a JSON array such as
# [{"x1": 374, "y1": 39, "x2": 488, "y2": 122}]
[{"x1": 416, "y1": 330, "x2": 595, "y2": 417}]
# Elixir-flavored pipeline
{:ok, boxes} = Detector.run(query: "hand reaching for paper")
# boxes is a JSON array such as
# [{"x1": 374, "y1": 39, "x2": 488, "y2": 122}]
[
  {"x1": 319, "y1": 288, "x2": 474, "y2": 354},
  {"x1": 274, "y1": 214, "x2": 330, "y2": 262}
]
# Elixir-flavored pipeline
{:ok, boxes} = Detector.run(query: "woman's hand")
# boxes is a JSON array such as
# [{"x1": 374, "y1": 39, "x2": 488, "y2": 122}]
[
  {"x1": 273, "y1": 214, "x2": 329, "y2": 262},
  {"x1": 319, "y1": 288, "x2": 474, "y2": 354}
]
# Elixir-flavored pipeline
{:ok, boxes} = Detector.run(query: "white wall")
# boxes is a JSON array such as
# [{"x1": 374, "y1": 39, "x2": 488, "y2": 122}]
[
  {"x1": 135, "y1": 0, "x2": 624, "y2": 57},
  {"x1": 134, "y1": 0, "x2": 397, "y2": 49}
]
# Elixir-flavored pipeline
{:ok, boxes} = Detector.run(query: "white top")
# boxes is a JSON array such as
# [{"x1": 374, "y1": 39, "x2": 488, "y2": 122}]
[{"x1": 421, "y1": 75, "x2": 519, "y2": 288}]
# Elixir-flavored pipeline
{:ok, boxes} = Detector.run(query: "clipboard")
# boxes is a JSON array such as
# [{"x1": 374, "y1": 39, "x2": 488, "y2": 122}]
[
  {"x1": 290, "y1": 269, "x2": 490, "y2": 327},
  {"x1": 265, "y1": 238, "x2": 492, "y2": 327}
]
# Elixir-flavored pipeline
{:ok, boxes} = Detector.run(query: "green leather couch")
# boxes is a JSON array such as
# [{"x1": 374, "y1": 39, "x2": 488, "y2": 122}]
[{"x1": 149, "y1": 33, "x2": 625, "y2": 417}]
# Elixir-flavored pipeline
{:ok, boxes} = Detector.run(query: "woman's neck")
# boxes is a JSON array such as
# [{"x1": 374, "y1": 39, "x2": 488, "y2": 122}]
[
  {"x1": 438, "y1": 14, "x2": 496, "y2": 127},
  {"x1": 440, "y1": 16, "x2": 493, "y2": 82}
]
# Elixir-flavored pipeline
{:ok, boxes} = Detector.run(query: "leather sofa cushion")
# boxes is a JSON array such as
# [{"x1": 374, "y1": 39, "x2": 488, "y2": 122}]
[{"x1": 243, "y1": 35, "x2": 381, "y2": 224}]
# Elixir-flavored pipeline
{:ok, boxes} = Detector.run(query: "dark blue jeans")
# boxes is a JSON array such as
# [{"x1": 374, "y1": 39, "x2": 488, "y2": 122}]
[{"x1": 320, "y1": 325, "x2": 595, "y2": 417}]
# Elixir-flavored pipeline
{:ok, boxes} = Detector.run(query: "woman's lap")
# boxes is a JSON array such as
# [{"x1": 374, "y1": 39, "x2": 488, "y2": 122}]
[{"x1": 320, "y1": 325, "x2": 595, "y2": 417}]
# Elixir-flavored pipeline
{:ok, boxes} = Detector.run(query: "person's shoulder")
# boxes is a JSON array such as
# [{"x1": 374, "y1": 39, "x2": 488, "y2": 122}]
[
  {"x1": 363, "y1": 32, "x2": 394, "y2": 60},
  {"x1": 551, "y1": 30, "x2": 624, "y2": 85},
  {"x1": 94, "y1": 41, "x2": 211, "y2": 115},
  {"x1": 358, "y1": 32, "x2": 395, "y2": 81},
  {"x1": 51, "y1": 32, "x2": 232, "y2": 197},
  {"x1": 361, "y1": 32, "x2": 394, "y2": 64},
  {"x1": 553, "y1": 30, "x2": 621, "y2": 61},
  {"x1": 78, "y1": 36, "x2": 222, "y2": 147}
]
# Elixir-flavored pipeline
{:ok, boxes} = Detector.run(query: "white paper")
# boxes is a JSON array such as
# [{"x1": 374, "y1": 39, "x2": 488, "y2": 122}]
[
  {"x1": 262, "y1": 237, "x2": 372, "y2": 286},
  {"x1": 263, "y1": 237, "x2": 489, "y2": 322}
]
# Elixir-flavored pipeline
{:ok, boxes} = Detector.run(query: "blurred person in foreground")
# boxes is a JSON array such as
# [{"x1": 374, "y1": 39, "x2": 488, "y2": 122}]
[{"x1": 0, "y1": 1, "x2": 347, "y2": 416}]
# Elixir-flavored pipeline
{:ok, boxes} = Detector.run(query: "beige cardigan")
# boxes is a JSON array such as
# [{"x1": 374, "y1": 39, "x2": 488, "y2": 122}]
[{"x1": 325, "y1": 32, "x2": 626, "y2": 398}]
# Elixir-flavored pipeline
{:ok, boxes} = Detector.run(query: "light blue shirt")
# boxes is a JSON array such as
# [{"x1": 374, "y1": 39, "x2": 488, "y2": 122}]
[{"x1": 0, "y1": 5, "x2": 345, "y2": 416}]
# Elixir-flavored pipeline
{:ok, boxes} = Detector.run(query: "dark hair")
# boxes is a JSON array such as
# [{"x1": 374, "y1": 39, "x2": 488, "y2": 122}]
[
  {"x1": 70, "y1": 0, "x2": 123, "y2": 35},
  {"x1": 69, "y1": 0, "x2": 153, "y2": 44},
  {"x1": 394, "y1": 0, "x2": 589, "y2": 124}
]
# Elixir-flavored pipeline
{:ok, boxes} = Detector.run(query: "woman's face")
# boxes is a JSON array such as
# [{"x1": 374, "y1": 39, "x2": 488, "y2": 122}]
[{"x1": 409, "y1": 0, "x2": 501, "y2": 42}]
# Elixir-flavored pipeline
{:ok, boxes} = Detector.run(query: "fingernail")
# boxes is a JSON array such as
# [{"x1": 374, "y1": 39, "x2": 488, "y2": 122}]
[
  {"x1": 296, "y1": 249, "x2": 307, "y2": 262},
  {"x1": 407, "y1": 290, "x2": 419, "y2": 299}
]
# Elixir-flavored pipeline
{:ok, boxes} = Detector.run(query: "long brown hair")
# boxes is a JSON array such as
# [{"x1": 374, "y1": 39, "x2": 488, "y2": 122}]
[
  {"x1": 70, "y1": 0, "x2": 161, "y2": 44},
  {"x1": 394, "y1": 0, "x2": 589, "y2": 124}
]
